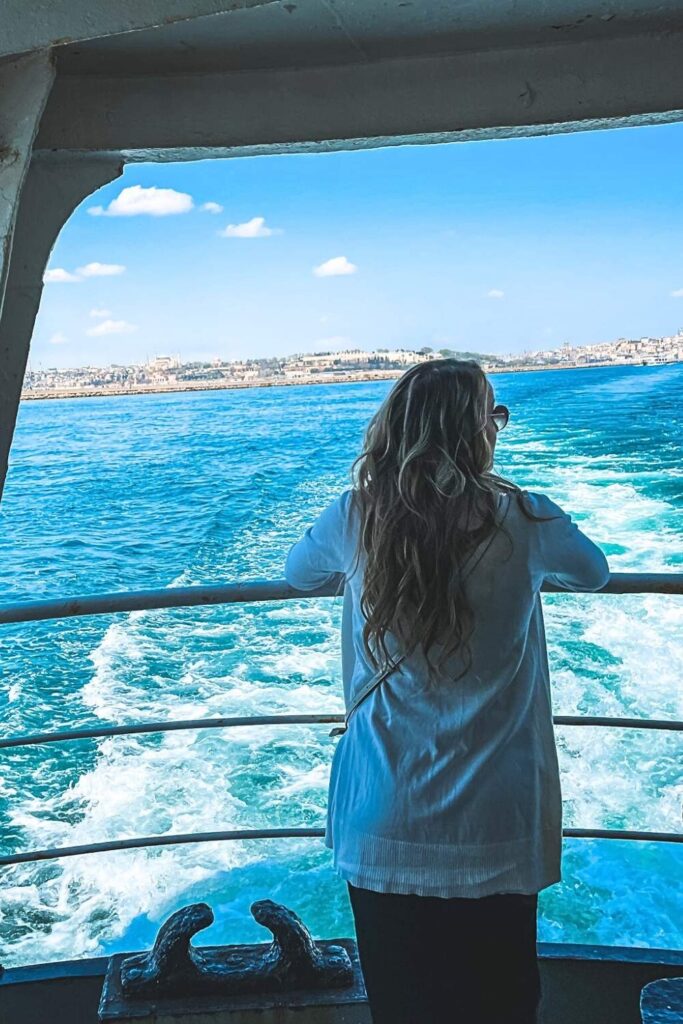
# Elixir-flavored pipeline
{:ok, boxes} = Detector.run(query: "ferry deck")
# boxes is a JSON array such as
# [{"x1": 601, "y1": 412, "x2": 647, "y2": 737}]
[{"x1": 0, "y1": 1, "x2": 682, "y2": 1020}]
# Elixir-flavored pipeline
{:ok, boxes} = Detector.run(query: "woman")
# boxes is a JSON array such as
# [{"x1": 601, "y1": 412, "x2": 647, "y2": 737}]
[{"x1": 285, "y1": 359, "x2": 609, "y2": 1023}]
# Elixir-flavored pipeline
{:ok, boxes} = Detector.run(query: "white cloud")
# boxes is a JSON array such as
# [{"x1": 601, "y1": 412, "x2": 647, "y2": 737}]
[
  {"x1": 219, "y1": 216, "x2": 280, "y2": 238},
  {"x1": 487, "y1": 289, "x2": 505, "y2": 299},
  {"x1": 89, "y1": 307, "x2": 112, "y2": 318},
  {"x1": 48, "y1": 332, "x2": 68, "y2": 345},
  {"x1": 200, "y1": 201, "x2": 224, "y2": 214},
  {"x1": 86, "y1": 319, "x2": 138, "y2": 337},
  {"x1": 43, "y1": 268, "x2": 80, "y2": 283},
  {"x1": 44, "y1": 264, "x2": 125, "y2": 284},
  {"x1": 313, "y1": 256, "x2": 357, "y2": 278},
  {"x1": 77, "y1": 262, "x2": 126, "y2": 277},
  {"x1": 88, "y1": 185, "x2": 194, "y2": 217},
  {"x1": 671, "y1": 288, "x2": 683, "y2": 298}
]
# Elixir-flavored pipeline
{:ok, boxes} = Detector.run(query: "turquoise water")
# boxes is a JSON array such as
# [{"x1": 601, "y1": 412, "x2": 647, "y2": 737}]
[{"x1": 0, "y1": 363, "x2": 681, "y2": 968}]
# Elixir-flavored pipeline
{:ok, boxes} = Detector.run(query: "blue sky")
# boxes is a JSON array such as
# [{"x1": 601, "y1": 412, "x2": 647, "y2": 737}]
[{"x1": 33, "y1": 121, "x2": 683, "y2": 369}]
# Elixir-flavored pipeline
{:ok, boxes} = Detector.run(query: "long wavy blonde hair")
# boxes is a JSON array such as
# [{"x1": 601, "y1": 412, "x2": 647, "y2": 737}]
[{"x1": 353, "y1": 358, "x2": 529, "y2": 678}]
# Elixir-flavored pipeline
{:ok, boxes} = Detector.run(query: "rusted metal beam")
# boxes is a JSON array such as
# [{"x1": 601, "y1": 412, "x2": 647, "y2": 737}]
[{"x1": 0, "y1": 1, "x2": 278, "y2": 61}]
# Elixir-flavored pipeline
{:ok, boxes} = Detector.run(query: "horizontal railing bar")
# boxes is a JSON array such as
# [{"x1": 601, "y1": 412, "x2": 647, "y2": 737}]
[
  {"x1": 1, "y1": 712, "x2": 681, "y2": 751},
  {"x1": 0, "y1": 579, "x2": 342, "y2": 625},
  {"x1": 0, "y1": 572, "x2": 680, "y2": 626},
  {"x1": 0, "y1": 828, "x2": 326, "y2": 866},
  {"x1": 1, "y1": 826, "x2": 680, "y2": 867},
  {"x1": 553, "y1": 715, "x2": 683, "y2": 732},
  {"x1": 576, "y1": 573, "x2": 683, "y2": 595},
  {"x1": 563, "y1": 829, "x2": 683, "y2": 843},
  {"x1": 0, "y1": 714, "x2": 346, "y2": 750}
]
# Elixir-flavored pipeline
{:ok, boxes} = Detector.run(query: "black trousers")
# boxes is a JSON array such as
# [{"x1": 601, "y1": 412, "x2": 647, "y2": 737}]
[{"x1": 348, "y1": 883, "x2": 542, "y2": 1024}]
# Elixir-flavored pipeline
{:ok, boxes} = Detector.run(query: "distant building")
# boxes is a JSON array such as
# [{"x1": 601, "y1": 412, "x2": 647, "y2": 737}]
[{"x1": 148, "y1": 355, "x2": 180, "y2": 371}]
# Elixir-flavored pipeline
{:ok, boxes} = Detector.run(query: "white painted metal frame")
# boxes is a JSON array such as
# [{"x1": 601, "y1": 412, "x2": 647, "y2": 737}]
[{"x1": 0, "y1": 9, "x2": 681, "y2": 502}]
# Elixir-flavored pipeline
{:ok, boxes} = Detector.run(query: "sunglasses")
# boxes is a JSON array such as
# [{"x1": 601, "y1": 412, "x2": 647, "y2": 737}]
[{"x1": 490, "y1": 404, "x2": 510, "y2": 432}]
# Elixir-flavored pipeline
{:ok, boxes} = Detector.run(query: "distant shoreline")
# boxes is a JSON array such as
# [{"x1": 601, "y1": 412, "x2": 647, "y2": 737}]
[{"x1": 20, "y1": 359, "x2": 677, "y2": 402}]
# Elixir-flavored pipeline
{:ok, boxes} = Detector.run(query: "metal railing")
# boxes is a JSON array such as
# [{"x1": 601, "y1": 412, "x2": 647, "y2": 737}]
[
  {"x1": 0, "y1": 572, "x2": 680, "y2": 626},
  {"x1": 1, "y1": 573, "x2": 681, "y2": 868}
]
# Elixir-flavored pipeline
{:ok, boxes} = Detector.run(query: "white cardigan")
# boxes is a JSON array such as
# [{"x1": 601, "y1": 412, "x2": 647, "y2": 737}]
[{"x1": 285, "y1": 489, "x2": 609, "y2": 898}]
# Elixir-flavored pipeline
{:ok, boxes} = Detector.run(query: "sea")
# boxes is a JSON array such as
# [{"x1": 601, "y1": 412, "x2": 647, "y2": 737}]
[{"x1": 0, "y1": 363, "x2": 681, "y2": 969}]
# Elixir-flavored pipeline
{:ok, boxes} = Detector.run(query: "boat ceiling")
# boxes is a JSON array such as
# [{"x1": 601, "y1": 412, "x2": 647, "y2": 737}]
[{"x1": 54, "y1": 0, "x2": 683, "y2": 76}]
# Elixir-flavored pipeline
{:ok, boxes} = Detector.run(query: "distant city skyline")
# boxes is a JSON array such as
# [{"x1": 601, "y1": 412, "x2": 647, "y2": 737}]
[
  {"x1": 23, "y1": 330, "x2": 683, "y2": 404},
  {"x1": 32, "y1": 120, "x2": 683, "y2": 370}
]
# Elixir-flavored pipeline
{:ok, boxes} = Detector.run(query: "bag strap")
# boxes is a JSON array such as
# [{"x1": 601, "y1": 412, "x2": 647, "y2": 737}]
[{"x1": 329, "y1": 655, "x2": 405, "y2": 737}]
